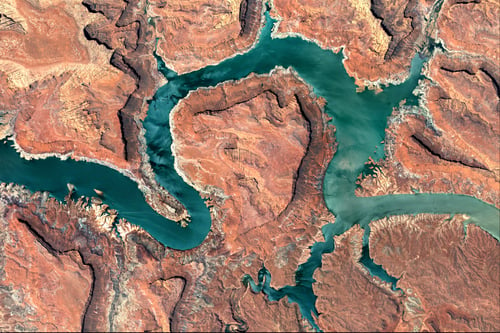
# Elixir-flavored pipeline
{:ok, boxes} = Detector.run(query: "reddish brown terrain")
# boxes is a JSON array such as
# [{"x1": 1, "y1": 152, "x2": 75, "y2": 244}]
[
  {"x1": 165, "y1": 69, "x2": 336, "y2": 330},
  {"x1": 171, "y1": 69, "x2": 334, "y2": 259},
  {"x1": 149, "y1": 0, "x2": 263, "y2": 74},
  {"x1": 0, "y1": 202, "x2": 93, "y2": 331},
  {"x1": 0, "y1": 184, "x2": 192, "y2": 331},
  {"x1": 0, "y1": 0, "x2": 499, "y2": 332},
  {"x1": 0, "y1": 0, "x2": 199, "y2": 222},
  {"x1": 313, "y1": 226, "x2": 402, "y2": 332},
  {"x1": 356, "y1": 0, "x2": 499, "y2": 207},
  {"x1": 0, "y1": 0, "x2": 135, "y2": 169},
  {"x1": 271, "y1": 0, "x2": 441, "y2": 89},
  {"x1": 314, "y1": 216, "x2": 500, "y2": 332},
  {"x1": 0, "y1": 114, "x2": 329, "y2": 331},
  {"x1": 370, "y1": 214, "x2": 500, "y2": 331}
]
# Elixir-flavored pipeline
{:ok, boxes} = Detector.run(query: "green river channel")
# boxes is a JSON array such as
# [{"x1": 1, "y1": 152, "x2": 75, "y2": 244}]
[{"x1": 0, "y1": 7, "x2": 498, "y2": 331}]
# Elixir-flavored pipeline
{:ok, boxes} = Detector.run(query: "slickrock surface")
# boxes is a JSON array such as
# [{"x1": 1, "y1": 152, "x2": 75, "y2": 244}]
[
  {"x1": 0, "y1": 0, "x2": 193, "y2": 222},
  {"x1": 370, "y1": 214, "x2": 500, "y2": 331},
  {"x1": 0, "y1": 167, "x2": 326, "y2": 332},
  {"x1": 271, "y1": 0, "x2": 438, "y2": 88},
  {"x1": 171, "y1": 68, "x2": 335, "y2": 287},
  {"x1": 0, "y1": 0, "x2": 136, "y2": 169},
  {"x1": 313, "y1": 225, "x2": 402, "y2": 332},
  {"x1": 315, "y1": 216, "x2": 500, "y2": 332},
  {"x1": 0, "y1": 208, "x2": 92, "y2": 331},
  {"x1": 358, "y1": 110, "x2": 499, "y2": 206},
  {"x1": 2, "y1": 3, "x2": 333, "y2": 329},
  {"x1": 437, "y1": 0, "x2": 499, "y2": 66},
  {"x1": 149, "y1": 0, "x2": 263, "y2": 74},
  {"x1": 82, "y1": 0, "x2": 165, "y2": 164},
  {"x1": 357, "y1": 1, "x2": 499, "y2": 207},
  {"x1": 0, "y1": 0, "x2": 499, "y2": 332},
  {"x1": 227, "y1": 292, "x2": 310, "y2": 332},
  {"x1": 0, "y1": 184, "x2": 189, "y2": 331},
  {"x1": 0, "y1": 66, "x2": 337, "y2": 331}
]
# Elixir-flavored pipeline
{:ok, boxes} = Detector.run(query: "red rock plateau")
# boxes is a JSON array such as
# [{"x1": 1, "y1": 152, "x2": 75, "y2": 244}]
[
  {"x1": 314, "y1": 215, "x2": 500, "y2": 332},
  {"x1": 271, "y1": 0, "x2": 439, "y2": 88},
  {"x1": 169, "y1": 67, "x2": 336, "y2": 291},
  {"x1": 171, "y1": 68, "x2": 335, "y2": 254},
  {"x1": 0, "y1": 184, "x2": 193, "y2": 331},
  {"x1": 370, "y1": 214, "x2": 500, "y2": 331},
  {"x1": 149, "y1": 0, "x2": 263, "y2": 74},
  {"x1": 0, "y1": 0, "x2": 499, "y2": 332},
  {"x1": 0, "y1": 0, "x2": 135, "y2": 169},
  {"x1": 0, "y1": 0, "x2": 195, "y2": 221},
  {"x1": 0, "y1": 59, "x2": 336, "y2": 329},
  {"x1": 0, "y1": 103, "x2": 329, "y2": 332},
  {"x1": 0, "y1": 202, "x2": 92, "y2": 332},
  {"x1": 357, "y1": 0, "x2": 499, "y2": 207},
  {"x1": 313, "y1": 225, "x2": 402, "y2": 332}
]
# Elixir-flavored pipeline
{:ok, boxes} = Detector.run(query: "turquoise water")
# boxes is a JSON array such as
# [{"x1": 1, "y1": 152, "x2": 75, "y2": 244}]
[
  {"x1": 0, "y1": 5, "x2": 498, "y2": 331},
  {"x1": 0, "y1": 139, "x2": 210, "y2": 250},
  {"x1": 143, "y1": 9, "x2": 498, "y2": 329}
]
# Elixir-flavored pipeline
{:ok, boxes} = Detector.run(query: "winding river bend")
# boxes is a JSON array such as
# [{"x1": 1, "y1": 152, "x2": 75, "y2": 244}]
[{"x1": 0, "y1": 7, "x2": 498, "y2": 331}]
